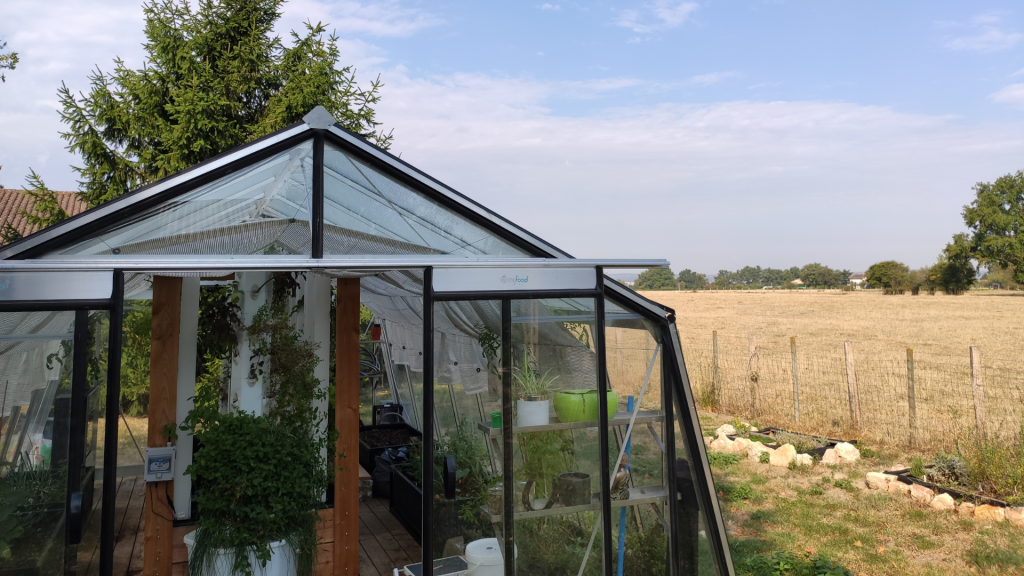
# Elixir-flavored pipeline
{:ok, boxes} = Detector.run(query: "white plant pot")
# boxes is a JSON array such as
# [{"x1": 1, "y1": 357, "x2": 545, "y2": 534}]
[
  {"x1": 184, "y1": 530, "x2": 296, "y2": 576},
  {"x1": 517, "y1": 397, "x2": 550, "y2": 427}
]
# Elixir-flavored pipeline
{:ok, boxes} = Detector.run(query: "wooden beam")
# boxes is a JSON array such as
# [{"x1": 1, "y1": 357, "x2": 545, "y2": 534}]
[
  {"x1": 144, "y1": 276, "x2": 181, "y2": 576},
  {"x1": 335, "y1": 278, "x2": 360, "y2": 575}
]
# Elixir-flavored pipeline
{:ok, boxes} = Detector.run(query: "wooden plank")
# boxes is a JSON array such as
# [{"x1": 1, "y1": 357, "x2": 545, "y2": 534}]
[
  {"x1": 145, "y1": 275, "x2": 182, "y2": 576},
  {"x1": 359, "y1": 536, "x2": 397, "y2": 576},
  {"x1": 364, "y1": 499, "x2": 420, "y2": 557},
  {"x1": 336, "y1": 278, "x2": 361, "y2": 576},
  {"x1": 358, "y1": 544, "x2": 382, "y2": 576},
  {"x1": 317, "y1": 541, "x2": 333, "y2": 575},
  {"x1": 171, "y1": 526, "x2": 196, "y2": 564},
  {"x1": 317, "y1": 507, "x2": 335, "y2": 544},
  {"x1": 358, "y1": 517, "x2": 376, "y2": 542},
  {"x1": 113, "y1": 478, "x2": 146, "y2": 576},
  {"x1": 127, "y1": 480, "x2": 148, "y2": 576},
  {"x1": 360, "y1": 502, "x2": 414, "y2": 568}
]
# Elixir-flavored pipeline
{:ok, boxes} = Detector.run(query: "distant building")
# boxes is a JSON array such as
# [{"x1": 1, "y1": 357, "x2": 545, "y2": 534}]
[
  {"x1": 0, "y1": 188, "x2": 87, "y2": 241},
  {"x1": 849, "y1": 273, "x2": 866, "y2": 288},
  {"x1": 790, "y1": 278, "x2": 804, "y2": 285}
]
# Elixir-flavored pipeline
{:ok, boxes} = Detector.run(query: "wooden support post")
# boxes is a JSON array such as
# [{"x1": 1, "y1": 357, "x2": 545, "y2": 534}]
[
  {"x1": 907, "y1": 348, "x2": 917, "y2": 447},
  {"x1": 843, "y1": 341, "x2": 860, "y2": 427},
  {"x1": 712, "y1": 331, "x2": 720, "y2": 409},
  {"x1": 144, "y1": 276, "x2": 180, "y2": 576},
  {"x1": 747, "y1": 334, "x2": 758, "y2": 415},
  {"x1": 335, "y1": 278, "x2": 360, "y2": 575},
  {"x1": 790, "y1": 336, "x2": 800, "y2": 423},
  {"x1": 970, "y1": 346, "x2": 986, "y2": 438}
]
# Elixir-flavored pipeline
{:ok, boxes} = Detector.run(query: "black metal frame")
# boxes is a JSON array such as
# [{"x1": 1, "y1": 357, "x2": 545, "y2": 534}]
[{"x1": 0, "y1": 270, "x2": 122, "y2": 576}]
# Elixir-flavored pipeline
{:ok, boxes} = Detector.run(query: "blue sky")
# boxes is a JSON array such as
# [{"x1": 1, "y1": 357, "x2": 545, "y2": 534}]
[{"x1": 2, "y1": 1, "x2": 1024, "y2": 275}]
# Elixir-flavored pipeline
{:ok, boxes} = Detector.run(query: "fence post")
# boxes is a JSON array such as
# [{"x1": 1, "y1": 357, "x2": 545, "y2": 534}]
[
  {"x1": 747, "y1": 334, "x2": 758, "y2": 415},
  {"x1": 791, "y1": 336, "x2": 800, "y2": 424},
  {"x1": 970, "y1": 346, "x2": 986, "y2": 438},
  {"x1": 844, "y1": 341, "x2": 860, "y2": 427},
  {"x1": 907, "y1": 348, "x2": 917, "y2": 447},
  {"x1": 712, "y1": 331, "x2": 720, "y2": 408}
]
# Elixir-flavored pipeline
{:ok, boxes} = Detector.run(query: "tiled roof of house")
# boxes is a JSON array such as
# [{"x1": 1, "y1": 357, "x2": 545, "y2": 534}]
[
  {"x1": 0, "y1": 188, "x2": 88, "y2": 239},
  {"x1": 849, "y1": 273, "x2": 866, "y2": 280}
]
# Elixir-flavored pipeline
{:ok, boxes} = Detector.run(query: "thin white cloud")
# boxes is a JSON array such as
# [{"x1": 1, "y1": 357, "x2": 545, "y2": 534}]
[
  {"x1": 285, "y1": 0, "x2": 443, "y2": 37},
  {"x1": 615, "y1": 1, "x2": 698, "y2": 34},
  {"x1": 1010, "y1": 67, "x2": 1024, "y2": 77},
  {"x1": 689, "y1": 71, "x2": 740, "y2": 86},
  {"x1": 537, "y1": 3, "x2": 561, "y2": 11},
  {"x1": 942, "y1": 13, "x2": 1022, "y2": 53},
  {"x1": 991, "y1": 83, "x2": 1024, "y2": 108}
]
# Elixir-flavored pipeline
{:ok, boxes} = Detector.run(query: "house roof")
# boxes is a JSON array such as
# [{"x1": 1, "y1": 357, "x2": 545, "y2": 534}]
[
  {"x1": 849, "y1": 273, "x2": 866, "y2": 280},
  {"x1": 0, "y1": 188, "x2": 88, "y2": 240},
  {"x1": 790, "y1": 278, "x2": 804, "y2": 284}
]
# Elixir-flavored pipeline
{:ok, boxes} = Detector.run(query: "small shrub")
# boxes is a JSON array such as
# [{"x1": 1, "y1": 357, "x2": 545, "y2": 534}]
[
  {"x1": 759, "y1": 452, "x2": 771, "y2": 464},
  {"x1": 731, "y1": 418, "x2": 751, "y2": 435},
  {"x1": 741, "y1": 550, "x2": 854, "y2": 576},
  {"x1": 709, "y1": 452, "x2": 741, "y2": 467},
  {"x1": 720, "y1": 481, "x2": 755, "y2": 502},
  {"x1": 809, "y1": 487, "x2": 824, "y2": 496},
  {"x1": 859, "y1": 447, "x2": 876, "y2": 459},
  {"x1": 909, "y1": 456, "x2": 926, "y2": 479},
  {"x1": 833, "y1": 478, "x2": 855, "y2": 492},
  {"x1": 932, "y1": 452, "x2": 967, "y2": 484}
]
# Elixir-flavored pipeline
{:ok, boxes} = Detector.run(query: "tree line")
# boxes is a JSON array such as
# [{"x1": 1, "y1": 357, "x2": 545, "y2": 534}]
[{"x1": 633, "y1": 262, "x2": 851, "y2": 291}]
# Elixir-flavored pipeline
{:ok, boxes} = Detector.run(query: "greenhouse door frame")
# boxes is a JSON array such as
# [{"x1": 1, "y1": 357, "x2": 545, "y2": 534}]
[
  {"x1": 0, "y1": 268, "x2": 124, "y2": 576},
  {"x1": 421, "y1": 265, "x2": 733, "y2": 576}
]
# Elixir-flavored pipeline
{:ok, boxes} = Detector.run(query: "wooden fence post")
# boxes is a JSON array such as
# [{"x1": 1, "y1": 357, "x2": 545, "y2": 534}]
[
  {"x1": 970, "y1": 346, "x2": 986, "y2": 438},
  {"x1": 748, "y1": 334, "x2": 758, "y2": 415},
  {"x1": 844, "y1": 341, "x2": 860, "y2": 427},
  {"x1": 712, "y1": 331, "x2": 721, "y2": 409},
  {"x1": 907, "y1": 348, "x2": 917, "y2": 447},
  {"x1": 791, "y1": 336, "x2": 800, "y2": 423}
]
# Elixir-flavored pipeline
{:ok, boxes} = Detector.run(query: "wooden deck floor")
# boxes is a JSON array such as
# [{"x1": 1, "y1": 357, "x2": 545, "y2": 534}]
[{"x1": 108, "y1": 476, "x2": 420, "y2": 576}]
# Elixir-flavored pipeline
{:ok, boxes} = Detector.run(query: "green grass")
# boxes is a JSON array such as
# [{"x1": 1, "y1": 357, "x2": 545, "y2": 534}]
[
  {"x1": 708, "y1": 452, "x2": 741, "y2": 467},
  {"x1": 965, "y1": 534, "x2": 1024, "y2": 573}
]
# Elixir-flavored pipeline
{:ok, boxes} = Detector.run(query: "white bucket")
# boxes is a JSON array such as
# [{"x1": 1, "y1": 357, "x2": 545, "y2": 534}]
[
  {"x1": 465, "y1": 538, "x2": 517, "y2": 576},
  {"x1": 183, "y1": 529, "x2": 296, "y2": 576},
  {"x1": 516, "y1": 398, "x2": 550, "y2": 427}
]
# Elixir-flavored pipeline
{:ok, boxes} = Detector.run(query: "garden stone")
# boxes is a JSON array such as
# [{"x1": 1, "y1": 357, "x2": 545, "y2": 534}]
[
  {"x1": 930, "y1": 493, "x2": 955, "y2": 511},
  {"x1": 894, "y1": 481, "x2": 912, "y2": 496},
  {"x1": 974, "y1": 505, "x2": 1005, "y2": 523},
  {"x1": 865, "y1": 472, "x2": 888, "y2": 490},
  {"x1": 747, "y1": 443, "x2": 772, "y2": 462},
  {"x1": 770, "y1": 444, "x2": 796, "y2": 467},
  {"x1": 731, "y1": 437, "x2": 753, "y2": 455},
  {"x1": 834, "y1": 442, "x2": 860, "y2": 463},
  {"x1": 910, "y1": 483, "x2": 934, "y2": 504},
  {"x1": 1004, "y1": 507, "x2": 1024, "y2": 528},
  {"x1": 821, "y1": 448, "x2": 839, "y2": 465},
  {"x1": 795, "y1": 453, "x2": 813, "y2": 467},
  {"x1": 704, "y1": 436, "x2": 712, "y2": 446},
  {"x1": 715, "y1": 424, "x2": 736, "y2": 437},
  {"x1": 709, "y1": 434, "x2": 734, "y2": 453},
  {"x1": 958, "y1": 502, "x2": 975, "y2": 517}
]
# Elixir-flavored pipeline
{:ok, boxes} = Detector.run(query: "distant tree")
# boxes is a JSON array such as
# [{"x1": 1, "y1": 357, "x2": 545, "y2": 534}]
[
  {"x1": 713, "y1": 270, "x2": 733, "y2": 289},
  {"x1": 634, "y1": 268, "x2": 677, "y2": 290},
  {"x1": 0, "y1": 40, "x2": 17, "y2": 83},
  {"x1": 56, "y1": 0, "x2": 390, "y2": 208},
  {"x1": 799, "y1": 263, "x2": 848, "y2": 288},
  {"x1": 865, "y1": 260, "x2": 910, "y2": 293},
  {"x1": 677, "y1": 269, "x2": 708, "y2": 289},
  {"x1": 962, "y1": 170, "x2": 1024, "y2": 285},
  {"x1": 929, "y1": 234, "x2": 976, "y2": 295},
  {"x1": 978, "y1": 264, "x2": 1020, "y2": 290}
]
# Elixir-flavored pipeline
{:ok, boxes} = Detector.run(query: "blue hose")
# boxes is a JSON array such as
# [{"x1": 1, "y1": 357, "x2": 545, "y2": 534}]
[{"x1": 616, "y1": 395, "x2": 633, "y2": 576}]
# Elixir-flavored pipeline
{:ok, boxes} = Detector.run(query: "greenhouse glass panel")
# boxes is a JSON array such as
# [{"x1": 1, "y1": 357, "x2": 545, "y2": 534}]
[
  {"x1": 604, "y1": 298, "x2": 671, "y2": 574},
  {"x1": 323, "y1": 143, "x2": 530, "y2": 256},
  {"x1": 45, "y1": 141, "x2": 315, "y2": 257}
]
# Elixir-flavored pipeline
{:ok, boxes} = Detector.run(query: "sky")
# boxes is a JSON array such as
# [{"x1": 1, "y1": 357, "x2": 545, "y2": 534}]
[{"x1": 2, "y1": 1, "x2": 1024, "y2": 276}]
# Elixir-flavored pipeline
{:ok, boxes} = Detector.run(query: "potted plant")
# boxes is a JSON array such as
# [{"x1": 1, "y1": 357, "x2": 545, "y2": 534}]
[
  {"x1": 180, "y1": 291, "x2": 330, "y2": 576},
  {"x1": 512, "y1": 351, "x2": 558, "y2": 427}
]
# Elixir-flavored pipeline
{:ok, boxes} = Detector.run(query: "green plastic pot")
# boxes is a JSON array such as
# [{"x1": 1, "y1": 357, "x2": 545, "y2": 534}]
[{"x1": 553, "y1": 389, "x2": 618, "y2": 423}]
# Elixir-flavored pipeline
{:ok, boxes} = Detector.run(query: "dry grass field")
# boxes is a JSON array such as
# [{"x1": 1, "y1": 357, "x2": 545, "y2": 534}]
[{"x1": 642, "y1": 289, "x2": 1024, "y2": 449}]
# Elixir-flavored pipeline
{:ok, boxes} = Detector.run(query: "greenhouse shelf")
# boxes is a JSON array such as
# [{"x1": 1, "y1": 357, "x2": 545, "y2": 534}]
[
  {"x1": 479, "y1": 485, "x2": 669, "y2": 522},
  {"x1": 476, "y1": 410, "x2": 664, "y2": 437}
]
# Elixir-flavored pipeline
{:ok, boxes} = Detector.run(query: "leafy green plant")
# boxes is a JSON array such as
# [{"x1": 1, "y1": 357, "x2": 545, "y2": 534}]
[
  {"x1": 774, "y1": 432, "x2": 829, "y2": 454},
  {"x1": 708, "y1": 452, "x2": 741, "y2": 468},
  {"x1": 741, "y1": 550, "x2": 853, "y2": 576},
  {"x1": 832, "y1": 478, "x2": 855, "y2": 492},
  {"x1": 511, "y1": 350, "x2": 558, "y2": 398},
  {"x1": 909, "y1": 455, "x2": 926, "y2": 479},
  {"x1": 759, "y1": 452, "x2": 771, "y2": 464}
]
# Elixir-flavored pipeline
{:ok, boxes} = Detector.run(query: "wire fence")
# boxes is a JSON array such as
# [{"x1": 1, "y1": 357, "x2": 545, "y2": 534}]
[{"x1": 681, "y1": 331, "x2": 1024, "y2": 450}]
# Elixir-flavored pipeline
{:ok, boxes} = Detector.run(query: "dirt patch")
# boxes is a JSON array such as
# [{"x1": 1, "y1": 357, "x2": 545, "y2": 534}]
[{"x1": 360, "y1": 427, "x2": 420, "y2": 449}]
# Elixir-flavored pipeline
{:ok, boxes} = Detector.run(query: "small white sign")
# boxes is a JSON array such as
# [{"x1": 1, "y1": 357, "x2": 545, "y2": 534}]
[
  {"x1": 433, "y1": 267, "x2": 597, "y2": 293},
  {"x1": 0, "y1": 271, "x2": 113, "y2": 302}
]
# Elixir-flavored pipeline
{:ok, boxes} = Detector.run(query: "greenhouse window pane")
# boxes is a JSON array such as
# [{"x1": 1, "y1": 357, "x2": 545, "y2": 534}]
[
  {"x1": 45, "y1": 141, "x2": 315, "y2": 257},
  {"x1": 323, "y1": 143, "x2": 530, "y2": 256}
]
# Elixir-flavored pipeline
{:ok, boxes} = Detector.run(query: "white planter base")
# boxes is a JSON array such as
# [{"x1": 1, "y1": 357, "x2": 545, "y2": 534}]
[
  {"x1": 183, "y1": 530, "x2": 296, "y2": 576},
  {"x1": 517, "y1": 399, "x2": 550, "y2": 427}
]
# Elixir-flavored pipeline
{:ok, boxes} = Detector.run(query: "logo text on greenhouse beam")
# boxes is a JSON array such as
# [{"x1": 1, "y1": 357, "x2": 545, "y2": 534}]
[{"x1": 500, "y1": 275, "x2": 529, "y2": 286}]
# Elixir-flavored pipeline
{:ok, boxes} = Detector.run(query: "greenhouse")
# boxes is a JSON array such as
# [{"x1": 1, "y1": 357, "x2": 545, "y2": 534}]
[{"x1": 0, "y1": 107, "x2": 734, "y2": 576}]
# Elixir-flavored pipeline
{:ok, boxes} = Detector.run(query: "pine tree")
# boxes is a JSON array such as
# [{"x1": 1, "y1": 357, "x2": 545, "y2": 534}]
[{"x1": 57, "y1": 0, "x2": 391, "y2": 208}]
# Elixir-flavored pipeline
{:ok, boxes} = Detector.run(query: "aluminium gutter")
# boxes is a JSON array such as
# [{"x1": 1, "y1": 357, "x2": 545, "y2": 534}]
[{"x1": 0, "y1": 256, "x2": 669, "y2": 273}]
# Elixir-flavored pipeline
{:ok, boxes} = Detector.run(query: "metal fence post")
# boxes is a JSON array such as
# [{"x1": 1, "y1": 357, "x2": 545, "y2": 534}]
[
  {"x1": 844, "y1": 341, "x2": 860, "y2": 427},
  {"x1": 712, "y1": 330, "x2": 720, "y2": 408},
  {"x1": 748, "y1": 334, "x2": 758, "y2": 415},
  {"x1": 907, "y1": 348, "x2": 917, "y2": 447},
  {"x1": 970, "y1": 346, "x2": 986, "y2": 438},
  {"x1": 790, "y1": 336, "x2": 800, "y2": 423}
]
